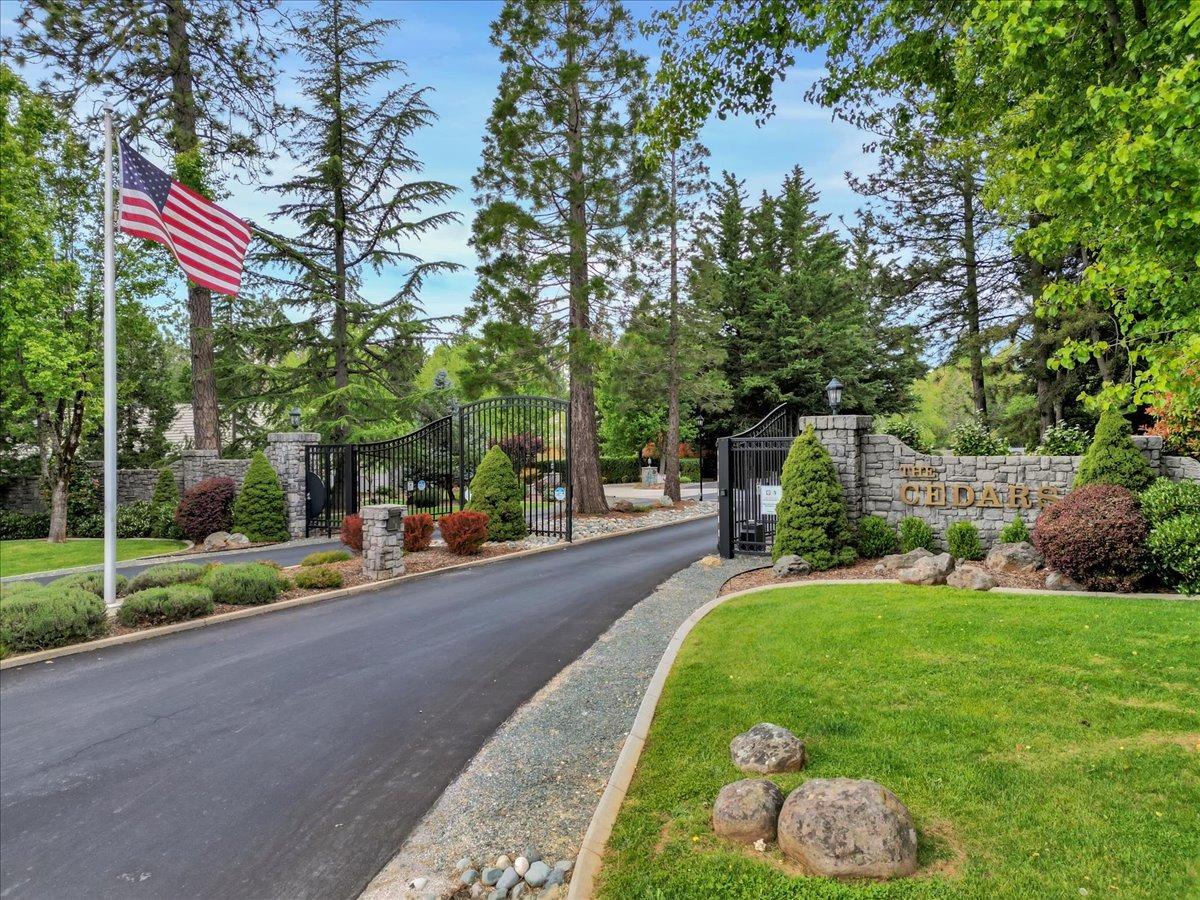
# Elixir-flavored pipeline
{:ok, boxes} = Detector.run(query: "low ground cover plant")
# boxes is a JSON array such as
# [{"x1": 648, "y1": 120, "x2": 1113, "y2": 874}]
[
  {"x1": 117, "y1": 584, "x2": 214, "y2": 627},
  {"x1": 340, "y1": 514, "x2": 363, "y2": 552},
  {"x1": 466, "y1": 445, "x2": 528, "y2": 541},
  {"x1": 231, "y1": 452, "x2": 288, "y2": 542},
  {"x1": 175, "y1": 476, "x2": 237, "y2": 542},
  {"x1": 403, "y1": 513, "x2": 435, "y2": 552},
  {"x1": 899, "y1": 516, "x2": 936, "y2": 553},
  {"x1": 293, "y1": 566, "x2": 343, "y2": 590},
  {"x1": 945, "y1": 521, "x2": 984, "y2": 560},
  {"x1": 51, "y1": 571, "x2": 129, "y2": 597},
  {"x1": 204, "y1": 563, "x2": 288, "y2": 605},
  {"x1": 301, "y1": 549, "x2": 351, "y2": 566},
  {"x1": 0, "y1": 586, "x2": 108, "y2": 656},
  {"x1": 126, "y1": 562, "x2": 205, "y2": 593},
  {"x1": 855, "y1": 515, "x2": 897, "y2": 559},
  {"x1": 1074, "y1": 409, "x2": 1155, "y2": 491},
  {"x1": 771, "y1": 427, "x2": 855, "y2": 569},
  {"x1": 1033, "y1": 484, "x2": 1147, "y2": 591},
  {"x1": 439, "y1": 511, "x2": 489, "y2": 555},
  {"x1": 998, "y1": 516, "x2": 1030, "y2": 543}
]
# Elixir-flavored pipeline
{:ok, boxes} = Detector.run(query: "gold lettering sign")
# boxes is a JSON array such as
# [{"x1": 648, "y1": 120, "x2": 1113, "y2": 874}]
[{"x1": 898, "y1": 477, "x2": 1060, "y2": 509}]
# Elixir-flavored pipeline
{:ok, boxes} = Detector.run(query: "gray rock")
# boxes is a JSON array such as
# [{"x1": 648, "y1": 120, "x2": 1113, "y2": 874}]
[
  {"x1": 712, "y1": 778, "x2": 785, "y2": 843},
  {"x1": 511, "y1": 883, "x2": 526, "y2": 899},
  {"x1": 461, "y1": 869, "x2": 478, "y2": 885},
  {"x1": 481, "y1": 867, "x2": 504, "y2": 887},
  {"x1": 730, "y1": 722, "x2": 807, "y2": 774},
  {"x1": 610, "y1": 499, "x2": 636, "y2": 513},
  {"x1": 986, "y1": 541, "x2": 1044, "y2": 574},
  {"x1": 524, "y1": 860, "x2": 552, "y2": 887},
  {"x1": 523, "y1": 845, "x2": 542, "y2": 864},
  {"x1": 777, "y1": 778, "x2": 918, "y2": 878},
  {"x1": 513, "y1": 856, "x2": 529, "y2": 877},
  {"x1": 227, "y1": 532, "x2": 250, "y2": 546},
  {"x1": 203, "y1": 530, "x2": 232, "y2": 551},
  {"x1": 488, "y1": 890, "x2": 505, "y2": 900},
  {"x1": 1045, "y1": 570, "x2": 1084, "y2": 591},
  {"x1": 772, "y1": 554, "x2": 811, "y2": 578},
  {"x1": 946, "y1": 563, "x2": 996, "y2": 591},
  {"x1": 496, "y1": 867, "x2": 520, "y2": 893},
  {"x1": 877, "y1": 548, "x2": 933, "y2": 572},
  {"x1": 456, "y1": 857, "x2": 473, "y2": 872},
  {"x1": 658, "y1": 495, "x2": 675, "y2": 507},
  {"x1": 544, "y1": 868, "x2": 565, "y2": 887},
  {"x1": 552, "y1": 859, "x2": 573, "y2": 874},
  {"x1": 896, "y1": 552, "x2": 955, "y2": 586},
  {"x1": 469, "y1": 883, "x2": 484, "y2": 898}
]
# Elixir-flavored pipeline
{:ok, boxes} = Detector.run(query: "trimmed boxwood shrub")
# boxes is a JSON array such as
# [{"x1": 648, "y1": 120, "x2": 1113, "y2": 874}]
[
  {"x1": 117, "y1": 584, "x2": 214, "y2": 626},
  {"x1": 175, "y1": 476, "x2": 236, "y2": 542},
  {"x1": 771, "y1": 427, "x2": 855, "y2": 569},
  {"x1": 126, "y1": 562, "x2": 205, "y2": 593},
  {"x1": 1033, "y1": 484, "x2": 1148, "y2": 592},
  {"x1": 152, "y1": 467, "x2": 180, "y2": 507},
  {"x1": 856, "y1": 515, "x2": 898, "y2": 559},
  {"x1": 0, "y1": 586, "x2": 108, "y2": 655},
  {"x1": 439, "y1": 511, "x2": 489, "y2": 555},
  {"x1": 999, "y1": 516, "x2": 1031, "y2": 544},
  {"x1": 946, "y1": 521, "x2": 984, "y2": 560},
  {"x1": 1139, "y1": 478, "x2": 1200, "y2": 527},
  {"x1": 1074, "y1": 409, "x2": 1155, "y2": 491},
  {"x1": 204, "y1": 562, "x2": 286, "y2": 605},
  {"x1": 467, "y1": 445, "x2": 528, "y2": 541},
  {"x1": 0, "y1": 510, "x2": 51, "y2": 539},
  {"x1": 404, "y1": 513, "x2": 435, "y2": 552},
  {"x1": 231, "y1": 452, "x2": 288, "y2": 542},
  {"x1": 301, "y1": 549, "x2": 351, "y2": 566},
  {"x1": 950, "y1": 420, "x2": 1006, "y2": 455},
  {"x1": 1146, "y1": 513, "x2": 1200, "y2": 594},
  {"x1": 293, "y1": 566, "x2": 344, "y2": 590},
  {"x1": 899, "y1": 516, "x2": 936, "y2": 553},
  {"x1": 340, "y1": 514, "x2": 363, "y2": 552},
  {"x1": 51, "y1": 571, "x2": 129, "y2": 597}
]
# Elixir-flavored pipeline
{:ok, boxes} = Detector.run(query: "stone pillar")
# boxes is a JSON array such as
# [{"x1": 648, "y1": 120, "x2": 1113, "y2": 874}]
[
  {"x1": 180, "y1": 449, "x2": 219, "y2": 491},
  {"x1": 360, "y1": 504, "x2": 406, "y2": 580},
  {"x1": 265, "y1": 432, "x2": 322, "y2": 540},
  {"x1": 796, "y1": 415, "x2": 874, "y2": 521}
]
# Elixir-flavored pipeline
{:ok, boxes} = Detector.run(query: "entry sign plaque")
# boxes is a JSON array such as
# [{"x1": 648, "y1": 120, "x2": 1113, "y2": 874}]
[
  {"x1": 759, "y1": 484, "x2": 783, "y2": 515},
  {"x1": 554, "y1": 485, "x2": 567, "y2": 502}
]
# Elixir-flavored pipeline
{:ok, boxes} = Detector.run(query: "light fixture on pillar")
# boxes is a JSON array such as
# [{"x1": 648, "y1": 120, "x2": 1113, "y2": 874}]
[
  {"x1": 290, "y1": 406, "x2": 301, "y2": 429},
  {"x1": 825, "y1": 378, "x2": 844, "y2": 415}
]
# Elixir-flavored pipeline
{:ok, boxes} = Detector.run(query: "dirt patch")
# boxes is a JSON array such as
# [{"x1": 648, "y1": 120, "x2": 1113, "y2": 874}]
[{"x1": 988, "y1": 730, "x2": 1200, "y2": 765}]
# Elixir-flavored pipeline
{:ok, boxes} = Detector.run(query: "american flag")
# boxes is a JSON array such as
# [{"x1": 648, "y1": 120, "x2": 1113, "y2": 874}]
[{"x1": 119, "y1": 137, "x2": 251, "y2": 296}]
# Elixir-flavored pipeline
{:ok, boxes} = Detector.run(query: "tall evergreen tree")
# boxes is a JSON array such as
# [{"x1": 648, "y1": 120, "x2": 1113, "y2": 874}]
[{"x1": 468, "y1": 0, "x2": 646, "y2": 513}]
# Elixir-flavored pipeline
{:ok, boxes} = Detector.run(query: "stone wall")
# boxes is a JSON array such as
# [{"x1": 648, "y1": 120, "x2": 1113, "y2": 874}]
[
  {"x1": 0, "y1": 476, "x2": 45, "y2": 515},
  {"x1": 265, "y1": 432, "x2": 321, "y2": 539}
]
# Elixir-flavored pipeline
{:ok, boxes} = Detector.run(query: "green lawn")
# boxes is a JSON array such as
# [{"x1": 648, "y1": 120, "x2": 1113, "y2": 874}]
[
  {"x1": 0, "y1": 538, "x2": 188, "y2": 577},
  {"x1": 599, "y1": 584, "x2": 1199, "y2": 899}
]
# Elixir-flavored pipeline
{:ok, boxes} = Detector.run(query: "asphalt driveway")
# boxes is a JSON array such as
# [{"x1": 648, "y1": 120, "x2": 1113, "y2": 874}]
[{"x1": 0, "y1": 517, "x2": 716, "y2": 899}]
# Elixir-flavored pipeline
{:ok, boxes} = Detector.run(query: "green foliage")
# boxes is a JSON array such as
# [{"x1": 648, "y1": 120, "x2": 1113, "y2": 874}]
[
  {"x1": 116, "y1": 501, "x2": 158, "y2": 539},
  {"x1": 771, "y1": 428, "x2": 854, "y2": 569},
  {"x1": 999, "y1": 516, "x2": 1030, "y2": 544},
  {"x1": 204, "y1": 563, "x2": 286, "y2": 606},
  {"x1": 0, "y1": 585, "x2": 107, "y2": 655},
  {"x1": 950, "y1": 420, "x2": 1006, "y2": 456},
  {"x1": 1074, "y1": 410, "x2": 1155, "y2": 491},
  {"x1": 946, "y1": 521, "x2": 984, "y2": 561},
  {"x1": 1146, "y1": 514, "x2": 1200, "y2": 595},
  {"x1": 466, "y1": 446, "x2": 527, "y2": 542},
  {"x1": 855, "y1": 515, "x2": 898, "y2": 559},
  {"x1": 899, "y1": 516, "x2": 936, "y2": 553},
  {"x1": 877, "y1": 414, "x2": 931, "y2": 454},
  {"x1": 231, "y1": 452, "x2": 288, "y2": 542},
  {"x1": 599, "y1": 456, "x2": 641, "y2": 484},
  {"x1": 152, "y1": 468, "x2": 179, "y2": 507},
  {"x1": 116, "y1": 584, "x2": 214, "y2": 627},
  {"x1": 293, "y1": 566, "x2": 343, "y2": 590},
  {"x1": 301, "y1": 549, "x2": 351, "y2": 567},
  {"x1": 1139, "y1": 479, "x2": 1200, "y2": 529},
  {"x1": 50, "y1": 571, "x2": 128, "y2": 597},
  {"x1": 0, "y1": 510, "x2": 50, "y2": 539},
  {"x1": 1036, "y1": 423, "x2": 1090, "y2": 456},
  {"x1": 126, "y1": 563, "x2": 205, "y2": 594}
]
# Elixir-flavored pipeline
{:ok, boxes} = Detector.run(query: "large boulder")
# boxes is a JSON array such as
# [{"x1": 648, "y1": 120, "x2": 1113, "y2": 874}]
[
  {"x1": 772, "y1": 555, "x2": 811, "y2": 578},
  {"x1": 874, "y1": 548, "x2": 933, "y2": 574},
  {"x1": 1045, "y1": 570, "x2": 1085, "y2": 591},
  {"x1": 895, "y1": 552, "x2": 955, "y2": 586},
  {"x1": 947, "y1": 563, "x2": 996, "y2": 591},
  {"x1": 986, "y1": 541, "x2": 1044, "y2": 574},
  {"x1": 712, "y1": 778, "x2": 785, "y2": 843},
  {"x1": 777, "y1": 778, "x2": 918, "y2": 878},
  {"x1": 730, "y1": 722, "x2": 807, "y2": 774}
]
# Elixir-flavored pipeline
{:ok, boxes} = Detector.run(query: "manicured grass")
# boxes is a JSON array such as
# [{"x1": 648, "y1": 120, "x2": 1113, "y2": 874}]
[
  {"x1": 599, "y1": 584, "x2": 1200, "y2": 899},
  {"x1": 0, "y1": 538, "x2": 188, "y2": 578}
]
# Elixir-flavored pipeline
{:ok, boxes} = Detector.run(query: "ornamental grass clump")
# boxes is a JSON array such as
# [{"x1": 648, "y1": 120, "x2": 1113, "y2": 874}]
[
  {"x1": 403, "y1": 513, "x2": 435, "y2": 552},
  {"x1": 175, "y1": 476, "x2": 236, "y2": 542},
  {"x1": 946, "y1": 521, "x2": 985, "y2": 560},
  {"x1": 1033, "y1": 484, "x2": 1147, "y2": 592},
  {"x1": 126, "y1": 562, "x2": 205, "y2": 593},
  {"x1": 293, "y1": 566, "x2": 343, "y2": 590},
  {"x1": 439, "y1": 511, "x2": 490, "y2": 555},
  {"x1": 855, "y1": 515, "x2": 898, "y2": 559},
  {"x1": 467, "y1": 445, "x2": 528, "y2": 541},
  {"x1": 301, "y1": 549, "x2": 351, "y2": 566},
  {"x1": 0, "y1": 586, "x2": 108, "y2": 655},
  {"x1": 204, "y1": 562, "x2": 287, "y2": 605},
  {"x1": 771, "y1": 427, "x2": 855, "y2": 569},
  {"x1": 999, "y1": 516, "x2": 1031, "y2": 544},
  {"x1": 231, "y1": 452, "x2": 288, "y2": 542},
  {"x1": 1073, "y1": 409, "x2": 1155, "y2": 491},
  {"x1": 117, "y1": 584, "x2": 214, "y2": 627},
  {"x1": 899, "y1": 516, "x2": 936, "y2": 553}
]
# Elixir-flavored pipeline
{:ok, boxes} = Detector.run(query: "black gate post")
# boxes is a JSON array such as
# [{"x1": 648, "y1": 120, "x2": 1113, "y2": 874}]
[
  {"x1": 457, "y1": 406, "x2": 465, "y2": 511},
  {"x1": 717, "y1": 436, "x2": 733, "y2": 558}
]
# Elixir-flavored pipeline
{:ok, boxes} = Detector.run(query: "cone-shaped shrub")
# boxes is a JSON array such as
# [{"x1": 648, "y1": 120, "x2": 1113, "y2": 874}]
[
  {"x1": 1074, "y1": 409, "x2": 1155, "y2": 491},
  {"x1": 467, "y1": 446, "x2": 527, "y2": 541},
  {"x1": 771, "y1": 427, "x2": 855, "y2": 569},
  {"x1": 152, "y1": 468, "x2": 180, "y2": 507},
  {"x1": 231, "y1": 452, "x2": 288, "y2": 542}
]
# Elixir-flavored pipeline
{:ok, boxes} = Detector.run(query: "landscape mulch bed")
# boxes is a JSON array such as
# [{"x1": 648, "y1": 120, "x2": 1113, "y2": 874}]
[
  {"x1": 720, "y1": 559, "x2": 1048, "y2": 596},
  {"x1": 402, "y1": 542, "x2": 526, "y2": 574}
]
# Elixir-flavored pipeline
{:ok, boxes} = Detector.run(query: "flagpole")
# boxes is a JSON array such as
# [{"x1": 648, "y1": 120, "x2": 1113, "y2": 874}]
[{"x1": 102, "y1": 106, "x2": 117, "y2": 608}]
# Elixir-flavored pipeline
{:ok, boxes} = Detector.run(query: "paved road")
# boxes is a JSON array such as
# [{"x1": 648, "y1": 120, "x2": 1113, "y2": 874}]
[{"x1": 0, "y1": 517, "x2": 716, "y2": 899}]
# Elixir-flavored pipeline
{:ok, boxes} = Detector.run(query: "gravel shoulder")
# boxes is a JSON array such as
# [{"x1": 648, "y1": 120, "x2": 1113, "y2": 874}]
[{"x1": 362, "y1": 551, "x2": 760, "y2": 899}]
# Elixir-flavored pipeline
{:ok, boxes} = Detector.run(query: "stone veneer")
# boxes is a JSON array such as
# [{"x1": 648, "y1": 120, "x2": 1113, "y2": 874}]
[
  {"x1": 265, "y1": 432, "x2": 322, "y2": 540},
  {"x1": 360, "y1": 504, "x2": 406, "y2": 579}
]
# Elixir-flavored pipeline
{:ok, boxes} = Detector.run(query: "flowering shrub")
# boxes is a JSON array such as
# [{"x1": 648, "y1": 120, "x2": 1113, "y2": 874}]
[
  {"x1": 403, "y1": 513, "x2": 435, "y2": 552},
  {"x1": 174, "y1": 476, "x2": 236, "y2": 542},
  {"x1": 340, "y1": 514, "x2": 363, "y2": 552},
  {"x1": 1033, "y1": 484, "x2": 1148, "y2": 591},
  {"x1": 950, "y1": 420, "x2": 1006, "y2": 455},
  {"x1": 1035, "y1": 422, "x2": 1090, "y2": 455},
  {"x1": 439, "y1": 510, "x2": 490, "y2": 555}
]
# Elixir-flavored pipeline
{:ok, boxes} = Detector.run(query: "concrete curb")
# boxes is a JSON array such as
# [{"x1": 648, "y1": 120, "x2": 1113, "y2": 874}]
[
  {"x1": 0, "y1": 512, "x2": 717, "y2": 671},
  {"x1": 565, "y1": 576, "x2": 1194, "y2": 899}
]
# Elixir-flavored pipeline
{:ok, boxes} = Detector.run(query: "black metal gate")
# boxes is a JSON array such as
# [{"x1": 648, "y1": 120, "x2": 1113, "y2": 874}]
[
  {"x1": 305, "y1": 395, "x2": 572, "y2": 541},
  {"x1": 717, "y1": 404, "x2": 801, "y2": 557}
]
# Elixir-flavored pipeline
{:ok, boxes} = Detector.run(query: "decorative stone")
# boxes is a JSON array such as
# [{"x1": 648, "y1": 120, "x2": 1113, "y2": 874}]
[
  {"x1": 876, "y1": 548, "x2": 933, "y2": 573},
  {"x1": 777, "y1": 778, "x2": 918, "y2": 878},
  {"x1": 407, "y1": 877, "x2": 428, "y2": 891},
  {"x1": 896, "y1": 552, "x2": 955, "y2": 586},
  {"x1": 1046, "y1": 570, "x2": 1084, "y2": 591},
  {"x1": 523, "y1": 845, "x2": 542, "y2": 864},
  {"x1": 552, "y1": 859, "x2": 573, "y2": 874},
  {"x1": 658, "y1": 494, "x2": 675, "y2": 507},
  {"x1": 753, "y1": 838, "x2": 767, "y2": 852},
  {"x1": 511, "y1": 883, "x2": 526, "y2": 899},
  {"x1": 513, "y1": 856, "x2": 529, "y2": 877},
  {"x1": 456, "y1": 858, "x2": 472, "y2": 872},
  {"x1": 986, "y1": 541, "x2": 1044, "y2": 574},
  {"x1": 772, "y1": 555, "x2": 811, "y2": 578},
  {"x1": 524, "y1": 860, "x2": 551, "y2": 887},
  {"x1": 203, "y1": 531, "x2": 232, "y2": 551},
  {"x1": 495, "y1": 855, "x2": 511, "y2": 869},
  {"x1": 712, "y1": 778, "x2": 785, "y2": 843},
  {"x1": 496, "y1": 867, "x2": 520, "y2": 893},
  {"x1": 611, "y1": 499, "x2": 636, "y2": 513},
  {"x1": 946, "y1": 564, "x2": 996, "y2": 591},
  {"x1": 730, "y1": 723, "x2": 807, "y2": 774},
  {"x1": 461, "y1": 868, "x2": 478, "y2": 885},
  {"x1": 544, "y1": 868, "x2": 565, "y2": 888},
  {"x1": 470, "y1": 883, "x2": 484, "y2": 898},
  {"x1": 481, "y1": 867, "x2": 503, "y2": 886}
]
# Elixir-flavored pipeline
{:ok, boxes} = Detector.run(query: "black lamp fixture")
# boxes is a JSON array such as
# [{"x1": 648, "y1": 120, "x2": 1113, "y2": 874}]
[
  {"x1": 825, "y1": 378, "x2": 844, "y2": 415},
  {"x1": 290, "y1": 406, "x2": 301, "y2": 429}
]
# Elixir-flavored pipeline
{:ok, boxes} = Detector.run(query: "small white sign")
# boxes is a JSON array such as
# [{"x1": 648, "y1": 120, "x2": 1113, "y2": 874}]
[
  {"x1": 406, "y1": 480, "x2": 414, "y2": 492},
  {"x1": 417, "y1": 479, "x2": 427, "y2": 491},
  {"x1": 759, "y1": 484, "x2": 783, "y2": 515},
  {"x1": 553, "y1": 485, "x2": 567, "y2": 502}
]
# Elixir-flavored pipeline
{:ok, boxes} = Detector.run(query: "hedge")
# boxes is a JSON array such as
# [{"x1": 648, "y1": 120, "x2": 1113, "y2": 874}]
[
  {"x1": 231, "y1": 452, "x2": 288, "y2": 542},
  {"x1": 771, "y1": 427, "x2": 855, "y2": 569},
  {"x1": 1139, "y1": 478, "x2": 1200, "y2": 528},
  {"x1": 117, "y1": 584, "x2": 214, "y2": 627},
  {"x1": 126, "y1": 562, "x2": 206, "y2": 593},
  {"x1": 1146, "y1": 513, "x2": 1200, "y2": 594},
  {"x1": 1, "y1": 586, "x2": 108, "y2": 656},
  {"x1": 466, "y1": 445, "x2": 527, "y2": 541},
  {"x1": 204, "y1": 562, "x2": 287, "y2": 605},
  {"x1": 0, "y1": 510, "x2": 51, "y2": 540},
  {"x1": 599, "y1": 456, "x2": 640, "y2": 484}
]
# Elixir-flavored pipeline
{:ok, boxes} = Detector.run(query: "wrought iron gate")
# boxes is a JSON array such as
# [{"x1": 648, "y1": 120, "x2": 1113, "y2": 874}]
[
  {"x1": 305, "y1": 395, "x2": 572, "y2": 541},
  {"x1": 717, "y1": 404, "x2": 802, "y2": 557}
]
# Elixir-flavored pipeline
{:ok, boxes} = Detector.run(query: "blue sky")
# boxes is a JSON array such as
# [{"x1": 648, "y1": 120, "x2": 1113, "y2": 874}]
[{"x1": 6, "y1": 0, "x2": 875, "y2": 325}]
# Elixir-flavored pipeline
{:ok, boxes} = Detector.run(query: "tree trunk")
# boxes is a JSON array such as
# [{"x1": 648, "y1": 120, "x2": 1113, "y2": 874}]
[
  {"x1": 1028, "y1": 256, "x2": 1056, "y2": 436},
  {"x1": 662, "y1": 149, "x2": 682, "y2": 503},
  {"x1": 47, "y1": 470, "x2": 69, "y2": 543},
  {"x1": 329, "y1": 0, "x2": 350, "y2": 442},
  {"x1": 564, "y1": 0, "x2": 606, "y2": 514},
  {"x1": 166, "y1": 0, "x2": 220, "y2": 450},
  {"x1": 961, "y1": 181, "x2": 987, "y2": 417}
]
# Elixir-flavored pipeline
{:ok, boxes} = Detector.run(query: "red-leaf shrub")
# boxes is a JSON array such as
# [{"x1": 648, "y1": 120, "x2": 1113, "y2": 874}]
[
  {"x1": 1033, "y1": 484, "x2": 1148, "y2": 591},
  {"x1": 439, "y1": 511, "x2": 489, "y2": 555},
  {"x1": 340, "y1": 514, "x2": 363, "y2": 552},
  {"x1": 404, "y1": 513, "x2": 435, "y2": 552},
  {"x1": 174, "y1": 477, "x2": 236, "y2": 542}
]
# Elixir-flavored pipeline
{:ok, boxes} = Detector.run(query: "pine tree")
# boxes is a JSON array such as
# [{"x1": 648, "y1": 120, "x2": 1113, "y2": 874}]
[{"x1": 468, "y1": 0, "x2": 646, "y2": 513}]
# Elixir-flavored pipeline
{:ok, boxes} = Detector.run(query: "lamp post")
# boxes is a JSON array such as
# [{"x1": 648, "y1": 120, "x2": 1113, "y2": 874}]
[
  {"x1": 290, "y1": 406, "x2": 301, "y2": 429},
  {"x1": 696, "y1": 412, "x2": 705, "y2": 500},
  {"x1": 825, "y1": 378, "x2": 844, "y2": 415}
]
